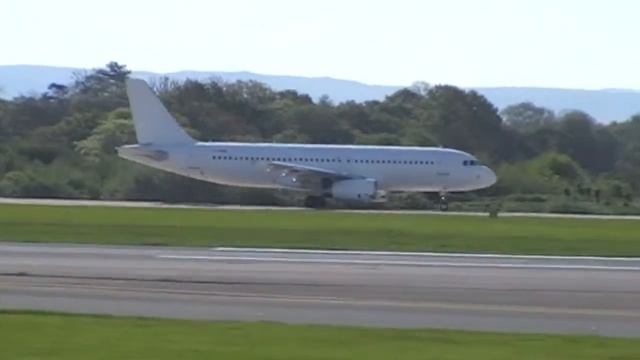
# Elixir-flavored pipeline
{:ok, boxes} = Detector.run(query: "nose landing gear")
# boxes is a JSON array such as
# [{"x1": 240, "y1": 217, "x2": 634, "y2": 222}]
[{"x1": 439, "y1": 192, "x2": 448, "y2": 212}]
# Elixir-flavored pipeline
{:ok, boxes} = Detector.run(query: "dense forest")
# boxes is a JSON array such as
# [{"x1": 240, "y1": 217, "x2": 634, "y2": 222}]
[{"x1": 1, "y1": 62, "x2": 639, "y2": 213}]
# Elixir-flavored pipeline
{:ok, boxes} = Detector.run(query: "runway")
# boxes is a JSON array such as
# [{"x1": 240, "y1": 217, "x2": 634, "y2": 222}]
[
  {"x1": 2, "y1": 197, "x2": 640, "y2": 220},
  {"x1": 1, "y1": 243, "x2": 640, "y2": 337}
]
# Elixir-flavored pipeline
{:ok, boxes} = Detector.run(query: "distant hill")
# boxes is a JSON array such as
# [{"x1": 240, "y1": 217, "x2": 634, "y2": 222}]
[{"x1": 1, "y1": 65, "x2": 639, "y2": 122}]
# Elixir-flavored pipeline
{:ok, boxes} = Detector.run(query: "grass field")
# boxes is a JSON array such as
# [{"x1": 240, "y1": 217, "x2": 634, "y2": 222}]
[
  {"x1": 1, "y1": 204, "x2": 639, "y2": 256},
  {"x1": 2, "y1": 311, "x2": 639, "y2": 360}
]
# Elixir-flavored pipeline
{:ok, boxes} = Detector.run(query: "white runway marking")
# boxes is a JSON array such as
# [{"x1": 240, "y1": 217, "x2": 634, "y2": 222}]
[
  {"x1": 212, "y1": 247, "x2": 640, "y2": 261},
  {"x1": 156, "y1": 255, "x2": 640, "y2": 271}
]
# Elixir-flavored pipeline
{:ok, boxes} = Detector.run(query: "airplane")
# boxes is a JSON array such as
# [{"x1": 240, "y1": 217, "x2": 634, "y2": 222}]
[{"x1": 118, "y1": 79, "x2": 497, "y2": 210}]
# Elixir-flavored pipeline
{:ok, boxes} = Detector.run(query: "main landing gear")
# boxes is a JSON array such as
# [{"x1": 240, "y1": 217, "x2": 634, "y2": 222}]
[{"x1": 304, "y1": 195, "x2": 327, "y2": 209}]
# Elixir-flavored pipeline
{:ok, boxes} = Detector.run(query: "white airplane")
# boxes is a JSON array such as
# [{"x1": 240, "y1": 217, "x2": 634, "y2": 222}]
[{"x1": 118, "y1": 79, "x2": 497, "y2": 209}]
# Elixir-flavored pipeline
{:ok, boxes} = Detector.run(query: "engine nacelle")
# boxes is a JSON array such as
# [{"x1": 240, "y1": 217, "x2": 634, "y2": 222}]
[{"x1": 331, "y1": 179, "x2": 378, "y2": 201}]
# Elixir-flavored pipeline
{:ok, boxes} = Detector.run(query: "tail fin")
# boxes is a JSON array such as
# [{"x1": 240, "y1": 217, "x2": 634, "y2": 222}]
[{"x1": 126, "y1": 78, "x2": 195, "y2": 145}]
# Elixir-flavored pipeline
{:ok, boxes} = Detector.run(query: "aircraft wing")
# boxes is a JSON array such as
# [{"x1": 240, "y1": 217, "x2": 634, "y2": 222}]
[{"x1": 266, "y1": 161, "x2": 363, "y2": 190}]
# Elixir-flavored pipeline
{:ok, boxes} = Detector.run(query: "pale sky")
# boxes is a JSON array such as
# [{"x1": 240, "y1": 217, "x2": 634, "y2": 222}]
[{"x1": 2, "y1": 0, "x2": 639, "y2": 89}]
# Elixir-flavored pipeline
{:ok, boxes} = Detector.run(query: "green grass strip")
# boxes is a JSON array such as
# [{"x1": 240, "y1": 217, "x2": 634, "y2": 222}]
[
  {"x1": 1, "y1": 310, "x2": 638, "y2": 360},
  {"x1": 1, "y1": 204, "x2": 639, "y2": 256}
]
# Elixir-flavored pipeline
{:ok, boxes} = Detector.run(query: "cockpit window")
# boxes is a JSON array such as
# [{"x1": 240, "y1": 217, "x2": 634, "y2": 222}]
[{"x1": 463, "y1": 159, "x2": 480, "y2": 166}]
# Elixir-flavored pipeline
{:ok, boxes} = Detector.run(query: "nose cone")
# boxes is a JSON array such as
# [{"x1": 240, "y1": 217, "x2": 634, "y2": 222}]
[
  {"x1": 473, "y1": 166, "x2": 497, "y2": 189},
  {"x1": 482, "y1": 166, "x2": 497, "y2": 188}
]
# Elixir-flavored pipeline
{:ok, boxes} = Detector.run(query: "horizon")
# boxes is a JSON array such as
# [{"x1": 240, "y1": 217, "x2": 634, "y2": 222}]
[
  {"x1": 3, "y1": 64, "x2": 640, "y2": 93},
  {"x1": 3, "y1": 0, "x2": 639, "y2": 90}
]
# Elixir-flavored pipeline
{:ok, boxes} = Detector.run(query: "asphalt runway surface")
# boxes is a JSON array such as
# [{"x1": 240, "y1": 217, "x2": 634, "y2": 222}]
[
  {"x1": 2, "y1": 197, "x2": 640, "y2": 220},
  {"x1": 1, "y1": 243, "x2": 640, "y2": 337}
]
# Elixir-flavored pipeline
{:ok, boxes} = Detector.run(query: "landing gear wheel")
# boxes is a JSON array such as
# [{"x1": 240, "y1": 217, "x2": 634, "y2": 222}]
[{"x1": 304, "y1": 196, "x2": 327, "y2": 209}]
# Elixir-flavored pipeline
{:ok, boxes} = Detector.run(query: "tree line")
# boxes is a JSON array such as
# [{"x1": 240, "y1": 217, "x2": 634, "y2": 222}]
[{"x1": 0, "y1": 62, "x2": 638, "y2": 212}]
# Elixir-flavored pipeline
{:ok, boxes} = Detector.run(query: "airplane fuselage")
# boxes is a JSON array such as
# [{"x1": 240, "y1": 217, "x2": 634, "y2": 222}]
[{"x1": 119, "y1": 142, "x2": 497, "y2": 194}]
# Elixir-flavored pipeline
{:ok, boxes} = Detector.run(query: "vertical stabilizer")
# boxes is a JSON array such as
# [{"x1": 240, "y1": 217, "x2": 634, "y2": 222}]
[{"x1": 126, "y1": 78, "x2": 195, "y2": 145}]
